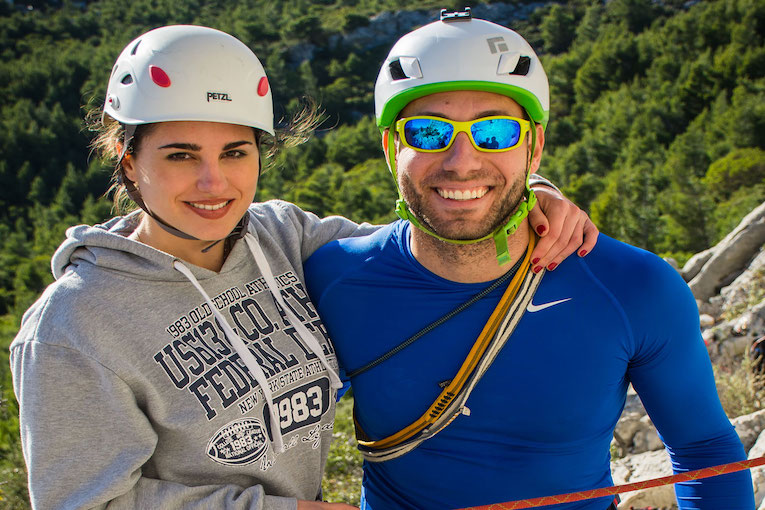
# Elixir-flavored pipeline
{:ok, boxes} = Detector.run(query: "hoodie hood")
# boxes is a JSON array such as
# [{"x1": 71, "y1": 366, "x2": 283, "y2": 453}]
[{"x1": 52, "y1": 212, "x2": 184, "y2": 281}]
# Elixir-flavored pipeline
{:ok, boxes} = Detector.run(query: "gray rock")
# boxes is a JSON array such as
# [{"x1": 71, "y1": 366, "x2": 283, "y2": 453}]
[
  {"x1": 682, "y1": 247, "x2": 715, "y2": 282},
  {"x1": 611, "y1": 450, "x2": 676, "y2": 509},
  {"x1": 732, "y1": 409, "x2": 765, "y2": 452},
  {"x1": 700, "y1": 313, "x2": 715, "y2": 328},
  {"x1": 749, "y1": 429, "x2": 765, "y2": 507},
  {"x1": 689, "y1": 201, "x2": 765, "y2": 301}
]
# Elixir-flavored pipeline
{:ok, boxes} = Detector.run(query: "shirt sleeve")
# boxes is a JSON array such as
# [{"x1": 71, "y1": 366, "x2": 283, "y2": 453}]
[
  {"x1": 278, "y1": 201, "x2": 380, "y2": 261},
  {"x1": 10, "y1": 339, "x2": 297, "y2": 510},
  {"x1": 622, "y1": 254, "x2": 754, "y2": 508}
]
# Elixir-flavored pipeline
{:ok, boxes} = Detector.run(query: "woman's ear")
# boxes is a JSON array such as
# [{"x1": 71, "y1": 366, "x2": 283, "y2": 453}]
[{"x1": 121, "y1": 150, "x2": 137, "y2": 183}]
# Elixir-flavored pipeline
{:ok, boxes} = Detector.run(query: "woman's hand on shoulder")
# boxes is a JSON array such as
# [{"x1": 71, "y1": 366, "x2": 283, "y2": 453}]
[{"x1": 528, "y1": 183, "x2": 599, "y2": 273}]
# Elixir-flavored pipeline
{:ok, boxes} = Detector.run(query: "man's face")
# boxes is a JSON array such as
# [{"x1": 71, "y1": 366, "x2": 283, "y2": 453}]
[{"x1": 393, "y1": 90, "x2": 540, "y2": 241}]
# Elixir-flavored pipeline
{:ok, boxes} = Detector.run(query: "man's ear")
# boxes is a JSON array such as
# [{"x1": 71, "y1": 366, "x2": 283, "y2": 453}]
[
  {"x1": 382, "y1": 128, "x2": 390, "y2": 159},
  {"x1": 528, "y1": 123, "x2": 545, "y2": 175}
]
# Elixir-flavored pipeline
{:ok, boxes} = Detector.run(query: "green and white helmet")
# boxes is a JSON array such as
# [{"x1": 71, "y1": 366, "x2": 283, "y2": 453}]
[
  {"x1": 374, "y1": 9, "x2": 550, "y2": 265},
  {"x1": 105, "y1": 25, "x2": 274, "y2": 135},
  {"x1": 375, "y1": 9, "x2": 549, "y2": 130}
]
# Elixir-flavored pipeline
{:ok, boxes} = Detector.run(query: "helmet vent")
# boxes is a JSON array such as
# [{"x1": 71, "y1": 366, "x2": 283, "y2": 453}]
[
  {"x1": 130, "y1": 40, "x2": 142, "y2": 56},
  {"x1": 511, "y1": 56, "x2": 531, "y2": 76},
  {"x1": 120, "y1": 74, "x2": 134, "y2": 85},
  {"x1": 389, "y1": 60, "x2": 407, "y2": 81}
]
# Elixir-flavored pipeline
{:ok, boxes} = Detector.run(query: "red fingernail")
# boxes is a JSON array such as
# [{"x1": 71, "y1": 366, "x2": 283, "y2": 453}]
[
  {"x1": 532, "y1": 257, "x2": 540, "y2": 264},
  {"x1": 536, "y1": 225, "x2": 546, "y2": 235},
  {"x1": 579, "y1": 249, "x2": 587, "y2": 257},
  {"x1": 547, "y1": 262, "x2": 557, "y2": 270},
  {"x1": 533, "y1": 265, "x2": 542, "y2": 273}
]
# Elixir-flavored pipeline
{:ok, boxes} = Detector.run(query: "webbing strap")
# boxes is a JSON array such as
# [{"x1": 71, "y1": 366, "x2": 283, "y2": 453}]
[
  {"x1": 455, "y1": 456, "x2": 765, "y2": 509},
  {"x1": 356, "y1": 231, "x2": 540, "y2": 459}
]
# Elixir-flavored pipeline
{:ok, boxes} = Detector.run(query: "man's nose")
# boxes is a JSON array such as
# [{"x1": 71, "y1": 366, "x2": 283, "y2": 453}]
[{"x1": 442, "y1": 132, "x2": 481, "y2": 173}]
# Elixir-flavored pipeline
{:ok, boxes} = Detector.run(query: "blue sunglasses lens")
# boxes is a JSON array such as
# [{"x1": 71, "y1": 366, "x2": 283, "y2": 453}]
[
  {"x1": 472, "y1": 118, "x2": 521, "y2": 150},
  {"x1": 403, "y1": 118, "x2": 454, "y2": 150}
]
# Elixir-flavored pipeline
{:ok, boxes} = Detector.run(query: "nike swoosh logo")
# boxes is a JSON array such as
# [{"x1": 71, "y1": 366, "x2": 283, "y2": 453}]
[{"x1": 526, "y1": 298, "x2": 572, "y2": 313}]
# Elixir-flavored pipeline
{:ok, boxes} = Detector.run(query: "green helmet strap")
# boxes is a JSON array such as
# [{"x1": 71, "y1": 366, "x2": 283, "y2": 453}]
[{"x1": 386, "y1": 114, "x2": 538, "y2": 266}]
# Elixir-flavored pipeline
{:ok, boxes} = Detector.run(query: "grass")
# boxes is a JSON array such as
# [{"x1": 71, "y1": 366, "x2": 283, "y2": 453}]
[
  {"x1": 714, "y1": 350, "x2": 765, "y2": 419},
  {"x1": 0, "y1": 315, "x2": 28, "y2": 510},
  {"x1": 323, "y1": 394, "x2": 363, "y2": 504},
  {"x1": 720, "y1": 267, "x2": 765, "y2": 322}
]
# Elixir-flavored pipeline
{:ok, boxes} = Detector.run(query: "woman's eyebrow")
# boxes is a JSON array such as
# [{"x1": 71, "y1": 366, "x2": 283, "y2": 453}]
[
  {"x1": 158, "y1": 142, "x2": 201, "y2": 150},
  {"x1": 156, "y1": 141, "x2": 253, "y2": 151},
  {"x1": 223, "y1": 140, "x2": 254, "y2": 150}
]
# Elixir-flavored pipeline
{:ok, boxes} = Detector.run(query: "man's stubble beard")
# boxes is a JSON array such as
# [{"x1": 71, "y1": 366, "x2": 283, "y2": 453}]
[{"x1": 400, "y1": 170, "x2": 526, "y2": 242}]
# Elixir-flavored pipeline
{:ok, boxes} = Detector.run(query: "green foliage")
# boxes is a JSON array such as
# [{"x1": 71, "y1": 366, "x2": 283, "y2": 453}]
[
  {"x1": 540, "y1": 4, "x2": 575, "y2": 54},
  {"x1": 703, "y1": 148, "x2": 765, "y2": 201},
  {"x1": 0, "y1": 314, "x2": 27, "y2": 509}
]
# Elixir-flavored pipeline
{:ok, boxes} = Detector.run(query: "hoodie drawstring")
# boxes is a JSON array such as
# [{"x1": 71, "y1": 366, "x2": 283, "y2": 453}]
[
  {"x1": 173, "y1": 259, "x2": 286, "y2": 453},
  {"x1": 172, "y1": 232, "x2": 342, "y2": 454},
  {"x1": 243, "y1": 234, "x2": 343, "y2": 391}
]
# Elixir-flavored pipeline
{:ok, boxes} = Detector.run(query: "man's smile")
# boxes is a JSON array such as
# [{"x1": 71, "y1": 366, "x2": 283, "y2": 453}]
[{"x1": 436, "y1": 187, "x2": 490, "y2": 201}]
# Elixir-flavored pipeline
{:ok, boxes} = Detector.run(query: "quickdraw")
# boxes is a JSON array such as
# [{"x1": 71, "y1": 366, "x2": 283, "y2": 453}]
[{"x1": 456, "y1": 456, "x2": 765, "y2": 510}]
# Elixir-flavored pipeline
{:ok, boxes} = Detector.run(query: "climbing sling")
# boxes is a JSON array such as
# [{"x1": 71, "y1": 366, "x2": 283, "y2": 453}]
[{"x1": 354, "y1": 232, "x2": 544, "y2": 462}]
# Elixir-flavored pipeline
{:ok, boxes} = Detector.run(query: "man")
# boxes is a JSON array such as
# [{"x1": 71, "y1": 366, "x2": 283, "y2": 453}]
[{"x1": 305, "y1": 10, "x2": 754, "y2": 509}]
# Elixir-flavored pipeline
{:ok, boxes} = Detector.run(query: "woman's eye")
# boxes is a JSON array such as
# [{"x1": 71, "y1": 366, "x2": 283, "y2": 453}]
[
  {"x1": 167, "y1": 152, "x2": 192, "y2": 161},
  {"x1": 223, "y1": 150, "x2": 247, "y2": 159}
]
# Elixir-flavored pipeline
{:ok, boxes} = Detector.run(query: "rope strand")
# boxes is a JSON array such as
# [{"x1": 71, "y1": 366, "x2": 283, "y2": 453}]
[{"x1": 456, "y1": 456, "x2": 765, "y2": 510}]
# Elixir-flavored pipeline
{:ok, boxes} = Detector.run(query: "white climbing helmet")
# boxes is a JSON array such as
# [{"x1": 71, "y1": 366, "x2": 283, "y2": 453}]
[
  {"x1": 375, "y1": 8, "x2": 549, "y2": 130},
  {"x1": 104, "y1": 25, "x2": 274, "y2": 135}
]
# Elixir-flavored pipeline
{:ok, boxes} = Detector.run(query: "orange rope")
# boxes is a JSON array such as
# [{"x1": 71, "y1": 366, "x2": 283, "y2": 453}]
[{"x1": 457, "y1": 456, "x2": 765, "y2": 510}]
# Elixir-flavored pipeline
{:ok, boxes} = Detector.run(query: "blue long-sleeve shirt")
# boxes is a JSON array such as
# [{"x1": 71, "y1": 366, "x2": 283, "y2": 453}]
[{"x1": 305, "y1": 221, "x2": 753, "y2": 509}]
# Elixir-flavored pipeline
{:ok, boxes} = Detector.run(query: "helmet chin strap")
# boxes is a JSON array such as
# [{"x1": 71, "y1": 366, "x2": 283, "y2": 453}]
[
  {"x1": 118, "y1": 124, "x2": 251, "y2": 253},
  {"x1": 385, "y1": 115, "x2": 538, "y2": 266}
]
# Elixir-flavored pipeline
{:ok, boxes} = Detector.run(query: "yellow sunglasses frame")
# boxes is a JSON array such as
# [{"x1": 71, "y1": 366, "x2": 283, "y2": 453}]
[{"x1": 395, "y1": 115, "x2": 531, "y2": 153}]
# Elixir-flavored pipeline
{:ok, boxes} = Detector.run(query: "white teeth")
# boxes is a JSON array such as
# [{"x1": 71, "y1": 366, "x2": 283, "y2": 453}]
[
  {"x1": 190, "y1": 201, "x2": 230, "y2": 211},
  {"x1": 437, "y1": 188, "x2": 488, "y2": 200}
]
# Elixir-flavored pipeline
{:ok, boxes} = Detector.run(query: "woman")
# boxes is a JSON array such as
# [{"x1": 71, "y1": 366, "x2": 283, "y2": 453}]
[{"x1": 10, "y1": 25, "x2": 596, "y2": 509}]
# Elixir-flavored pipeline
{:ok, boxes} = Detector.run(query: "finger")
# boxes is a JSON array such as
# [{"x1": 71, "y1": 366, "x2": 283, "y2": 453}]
[
  {"x1": 542, "y1": 216, "x2": 579, "y2": 270},
  {"x1": 528, "y1": 201, "x2": 571, "y2": 270},
  {"x1": 527, "y1": 202, "x2": 550, "y2": 237},
  {"x1": 545, "y1": 213, "x2": 587, "y2": 270},
  {"x1": 577, "y1": 216, "x2": 600, "y2": 256},
  {"x1": 530, "y1": 215, "x2": 574, "y2": 271}
]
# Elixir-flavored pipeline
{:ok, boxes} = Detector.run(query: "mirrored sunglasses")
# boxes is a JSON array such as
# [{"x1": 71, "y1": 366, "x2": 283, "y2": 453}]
[{"x1": 395, "y1": 115, "x2": 531, "y2": 153}]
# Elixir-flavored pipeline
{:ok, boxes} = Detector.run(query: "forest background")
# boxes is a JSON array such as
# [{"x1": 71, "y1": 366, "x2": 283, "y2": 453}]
[{"x1": 0, "y1": 0, "x2": 764, "y2": 506}]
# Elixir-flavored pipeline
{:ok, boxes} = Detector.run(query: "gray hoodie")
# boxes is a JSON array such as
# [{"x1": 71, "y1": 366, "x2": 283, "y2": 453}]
[{"x1": 10, "y1": 200, "x2": 374, "y2": 510}]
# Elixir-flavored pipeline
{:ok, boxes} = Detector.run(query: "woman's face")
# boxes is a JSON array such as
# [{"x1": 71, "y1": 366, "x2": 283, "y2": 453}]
[{"x1": 123, "y1": 121, "x2": 260, "y2": 244}]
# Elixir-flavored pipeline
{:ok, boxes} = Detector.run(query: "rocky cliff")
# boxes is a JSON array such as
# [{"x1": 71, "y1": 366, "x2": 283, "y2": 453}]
[{"x1": 612, "y1": 201, "x2": 765, "y2": 508}]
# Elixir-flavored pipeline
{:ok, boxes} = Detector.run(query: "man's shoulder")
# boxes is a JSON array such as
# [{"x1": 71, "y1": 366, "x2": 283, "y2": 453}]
[
  {"x1": 587, "y1": 234, "x2": 679, "y2": 279},
  {"x1": 308, "y1": 221, "x2": 400, "y2": 263},
  {"x1": 581, "y1": 234, "x2": 695, "y2": 314},
  {"x1": 304, "y1": 221, "x2": 402, "y2": 297}
]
